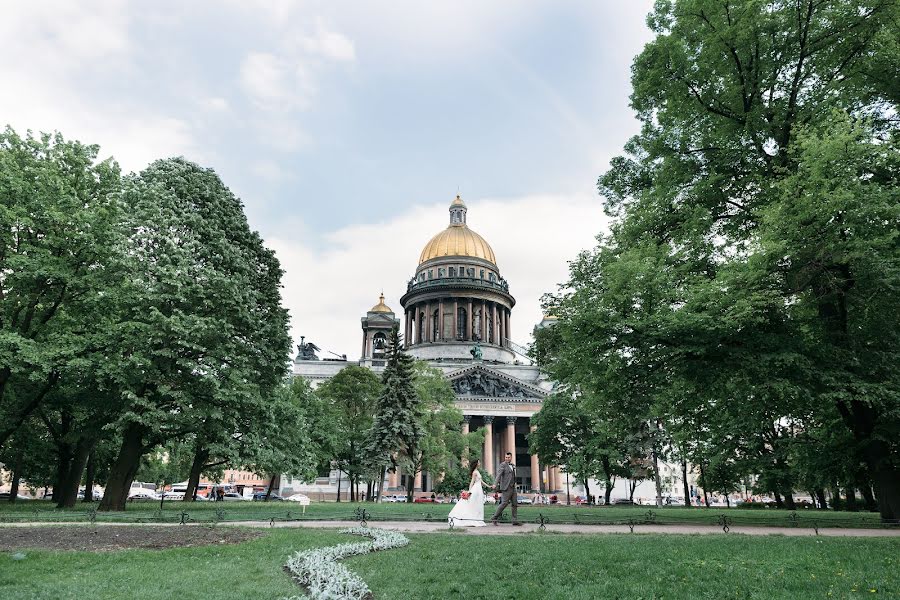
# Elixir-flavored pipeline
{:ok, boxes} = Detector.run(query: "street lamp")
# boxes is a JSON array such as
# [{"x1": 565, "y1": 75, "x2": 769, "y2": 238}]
[{"x1": 566, "y1": 470, "x2": 570, "y2": 505}]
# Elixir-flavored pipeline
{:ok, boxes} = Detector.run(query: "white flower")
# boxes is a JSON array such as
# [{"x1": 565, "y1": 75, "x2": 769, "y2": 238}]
[{"x1": 282, "y1": 527, "x2": 410, "y2": 599}]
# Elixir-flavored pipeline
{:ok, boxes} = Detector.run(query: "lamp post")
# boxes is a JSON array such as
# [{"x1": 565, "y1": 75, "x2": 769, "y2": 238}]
[{"x1": 566, "y1": 470, "x2": 570, "y2": 506}]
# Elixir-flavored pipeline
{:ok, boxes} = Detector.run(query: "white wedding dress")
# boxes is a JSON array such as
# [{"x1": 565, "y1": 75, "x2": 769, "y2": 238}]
[{"x1": 448, "y1": 470, "x2": 487, "y2": 527}]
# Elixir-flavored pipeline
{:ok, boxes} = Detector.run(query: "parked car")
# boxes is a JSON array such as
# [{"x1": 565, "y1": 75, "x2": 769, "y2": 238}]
[
  {"x1": 0, "y1": 492, "x2": 32, "y2": 501},
  {"x1": 252, "y1": 492, "x2": 284, "y2": 501},
  {"x1": 484, "y1": 495, "x2": 497, "y2": 504},
  {"x1": 163, "y1": 491, "x2": 185, "y2": 501},
  {"x1": 613, "y1": 499, "x2": 635, "y2": 505},
  {"x1": 128, "y1": 489, "x2": 159, "y2": 501},
  {"x1": 382, "y1": 494, "x2": 407, "y2": 503},
  {"x1": 413, "y1": 496, "x2": 434, "y2": 503},
  {"x1": 222, "y1": 492, "x2": 247, "y2": 501},
  {"x1": 516, "y1": 495, "x2": 533, "y2": 505},
  {"x1": 286, "y1": 494, "x2": 311, "y2": 503}
]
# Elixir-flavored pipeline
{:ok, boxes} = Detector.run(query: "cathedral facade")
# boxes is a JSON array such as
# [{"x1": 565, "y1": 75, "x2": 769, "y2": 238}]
[{"x1": 292, "y1": 196, "x2": 563, "y2": 497}]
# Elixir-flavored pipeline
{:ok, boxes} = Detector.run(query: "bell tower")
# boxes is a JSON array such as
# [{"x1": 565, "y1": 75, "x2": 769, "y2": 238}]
[{"x1": 360, "y1": 293, "x2": 399, "y2": 368}]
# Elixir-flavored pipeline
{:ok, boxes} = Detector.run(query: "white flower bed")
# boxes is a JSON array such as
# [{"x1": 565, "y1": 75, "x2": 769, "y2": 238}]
[{"x1": 283, "y1": 527, "x2": 410, "y2": 600}]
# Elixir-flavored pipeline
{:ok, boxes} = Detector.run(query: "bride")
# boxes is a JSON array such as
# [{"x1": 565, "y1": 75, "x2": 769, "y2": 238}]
[{"x1": 448, "y1": 459, "x2": 489, "y2": 527}]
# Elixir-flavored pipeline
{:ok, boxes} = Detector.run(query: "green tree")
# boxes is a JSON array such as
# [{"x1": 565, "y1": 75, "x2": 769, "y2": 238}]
[
  {"x1": 365, "y1": 325, "x2": 422, "y2": 502},
  {"x1": 402, "y1": 362, "x2": 471, "y2": 502},
  {"x1": 315, "y1": 365, "x2": 382, "y2": 501},
  {"x1": 98, "y1": 158, "x2": 291, "y2": 511},
  {"x1": 553, "y1": 0, "x2": 900, "y2": 520},
  {"x1": 0, "y1": 128, "x2": 122, "y2": 449}
]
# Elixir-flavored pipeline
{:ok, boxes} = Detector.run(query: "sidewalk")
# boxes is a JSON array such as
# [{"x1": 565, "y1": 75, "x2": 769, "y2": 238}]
[{"x1": 4, "y1": 520, "x2": 897, "y2": 537}]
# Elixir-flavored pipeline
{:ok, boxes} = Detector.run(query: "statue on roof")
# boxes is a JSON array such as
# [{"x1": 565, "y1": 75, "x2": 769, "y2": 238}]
[
  {"x1": 470, "y1": 341, "x2": 483, "y2": 362},
  {"x1": 296, "y1": 336, "x2": 320, "y2": 361}
]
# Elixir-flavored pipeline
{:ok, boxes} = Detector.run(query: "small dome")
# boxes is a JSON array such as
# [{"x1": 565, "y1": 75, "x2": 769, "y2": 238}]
[{"x1": 370, "y1": 293, "x2": 393, "y2": 313}]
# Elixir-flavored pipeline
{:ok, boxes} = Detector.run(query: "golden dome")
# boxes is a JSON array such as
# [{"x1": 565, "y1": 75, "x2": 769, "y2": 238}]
[
  {"x1": 369, "y1": 293, "x2": 393, "y2": 313},
  {"x1": 418, "y1": 195, "x2": 497, "y2": 266},
  {"x1": 419, "y1": 225, "x2": 496, "y2": 265}
]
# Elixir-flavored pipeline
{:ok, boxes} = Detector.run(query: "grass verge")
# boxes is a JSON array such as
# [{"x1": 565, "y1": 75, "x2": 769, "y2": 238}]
[{"x1": 1, "y1": 527, "x2": 897, "y2": 599}]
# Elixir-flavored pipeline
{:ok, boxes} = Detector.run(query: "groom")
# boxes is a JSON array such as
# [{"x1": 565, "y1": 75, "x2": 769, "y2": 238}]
[{"x1": 491, "y1": 452, "x2": 521, "y2": 526}]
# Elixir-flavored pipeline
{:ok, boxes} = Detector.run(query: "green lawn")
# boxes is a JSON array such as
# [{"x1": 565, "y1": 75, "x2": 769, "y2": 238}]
[
  {"x1": 0, "y1": 499, "x2": 890, "y2": 529},
  {"x1": 1, "y1": 526, "x2": 897, "y2": 599}
]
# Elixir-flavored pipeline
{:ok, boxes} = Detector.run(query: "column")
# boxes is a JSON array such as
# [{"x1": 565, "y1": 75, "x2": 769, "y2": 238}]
[
  {"x1": 530, "y1": 425, "x2": 540, "y2": 493},
  {"x1": 552, "y1": 467, "x2": 561, "y2": 492},
  {"x1": 388, "y1": 470, "x2": 398, "y2": 489},
  {"x1": 438, "y1": 301, "x2": 444, "y2": 340},
  {"x1": 544, "y1": 466, "x2": 550, "y2": 493},
  {"x1": 483, "y1": 416, "x2": 494, "y2": 475},
  {"x1": 466, "y1": 299, "x2": 473, "y2": 340},
  {"x1": 453, "y1": 299, "x2": 459, "y2": 340},
  {"x1": 493, "y1": 303, "x2": 499, "y2": 345},
  {"x1": 414, "y1": 471, "x2": 422, "y2": 491},
  {"x1": 361, "y1": 332, "x2": 367, "y2": 359},
  {"x1": 461, "y1": 416, "x2": 470, "y2": 467},
  {"x1": 506, "y1": 416, "x2": 516, "y2": 459},
  {"x1": 506, "y1": 311, "x2": 511, "y2": 343},
  {"x1": 482, "y1": 299, "x2": 488, "y2": 342},
  {"x1": 426, "y1": 302, "x2": 432, "y2": 342},
  {"x1": 405, "y1": 309, "x2": 412, "y2": 347}
]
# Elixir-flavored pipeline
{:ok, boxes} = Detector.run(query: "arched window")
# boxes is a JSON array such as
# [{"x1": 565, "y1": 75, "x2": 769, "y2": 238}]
[
  {"x1": 457, "y1": 307, "x2": 467, "y2": 340},
  {"x1": 418, "y1": 313, "x2": 425, "y2": 343},
  {"x1": 373, "y1": 332, "x2": 387, "y2": 355}
]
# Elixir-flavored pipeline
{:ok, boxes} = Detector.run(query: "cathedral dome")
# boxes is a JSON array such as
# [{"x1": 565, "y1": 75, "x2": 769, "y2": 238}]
[{"x1": 418, "y1": 195, "x2": 497, "y2": 266}]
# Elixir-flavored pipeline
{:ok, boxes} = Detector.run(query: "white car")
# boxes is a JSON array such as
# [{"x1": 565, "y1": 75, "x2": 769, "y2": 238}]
[
  {"x1": 127, "y1": 489, "x2": 159, "y2": 500},
  {"x1": 382, "y1": 494, "x2": 407, "y2": 503},
  {"x1": 163, "y1": 491, "x2": 185, "y2": 501},
  {"x1": 286, "y1": 494, "x2": 311, "y2": 503},
  {"x1": 484, "y1": 496, "x2": 497, "y2": 504}
]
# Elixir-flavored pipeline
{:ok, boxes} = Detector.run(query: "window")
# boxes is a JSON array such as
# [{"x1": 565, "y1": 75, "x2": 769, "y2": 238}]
[
  {"x1": 418, "y1": 313, "x2": 425, "y2": 343},
  {"x1": 457, "y1": 307, "x2": 467, "y2": 340},
  {"x1": 480, "y1": 269, "x2": 485, "y2": 279},
  {"x1": 472, "y1": 309, "x2": 482, "y2": 340},
  {"x1": 449, "y1": 267, "x2": 455, "y2": 277},
  {"x1": 438, "y1": 267, "x2": 445, "y2": 278},
  {"x1": 432, "y1": 309, "x2": 440, "y2": 341}
]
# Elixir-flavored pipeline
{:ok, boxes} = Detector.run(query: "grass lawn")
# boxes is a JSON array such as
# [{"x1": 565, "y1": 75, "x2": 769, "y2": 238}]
[
  {"x1": 0, "y1": 499, "x2": 890, "y2": 529},
  {"x1": 1, "y1": 526, "x2": 897, "y2": 599}
]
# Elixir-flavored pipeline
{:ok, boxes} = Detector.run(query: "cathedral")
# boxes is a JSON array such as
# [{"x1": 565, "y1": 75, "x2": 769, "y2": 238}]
[{"x1": 291, "y1": 195, "x2": 565, "y2": 498}]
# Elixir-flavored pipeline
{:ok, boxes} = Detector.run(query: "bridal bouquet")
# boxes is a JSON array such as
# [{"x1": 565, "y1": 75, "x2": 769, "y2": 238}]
[{"x1": 460, "y1": 491, "x2": 471, "y2": 500}]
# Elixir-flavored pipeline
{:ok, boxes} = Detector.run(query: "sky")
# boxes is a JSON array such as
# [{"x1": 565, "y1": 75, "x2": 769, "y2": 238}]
[{"x1": 1, "y1": 1, "x2": 657, "y2": 359}]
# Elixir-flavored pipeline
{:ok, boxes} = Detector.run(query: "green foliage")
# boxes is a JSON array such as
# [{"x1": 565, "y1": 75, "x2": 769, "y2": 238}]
[
  {"x1": 538, "y1": 0, "x2": 900, "y2": 519},
  {"x1": 0, "y1": 128, "x2": 122, "y2": 448},
  {"x1": 316, "y1": 365, "x2": 382, "y2": 492},
  {"x1": 365, "y1": 326, "x2": 423, "y2": 499}
]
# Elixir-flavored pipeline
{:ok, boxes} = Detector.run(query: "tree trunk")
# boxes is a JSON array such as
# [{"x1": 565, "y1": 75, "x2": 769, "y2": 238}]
[
  {"x1": 8, "y1": 469, "x2": 21, "y2": 503},
  {"x1": 99, "y1": 423, "x2": 146, "y2": 511},
  {"x1": 583, "y1": 477, "x2": 591, "y2": 505},
  {"x1": 262, "y1": 474, "x2": 276, "y2": 500},
  {"x1": 698, "y1": 462, "x2": 710, "y2": 507},
  {"x1": 872, "y1": 466, "x2": 900, "y2": 521},
  {"x1": 773, "y1": 491, "x2": 783, "y2": 508},
  {"x1": 628, "y1": 479, "x2": 637, "y2": 502},
  {"x1": 184, "y1": 446, "x2": 209, "y2": 502},
  {"x1": 82, "y1": 452, "x2": 96, "y2": 503},
  {"x1": 651, "y1": 437, "x2": 663, "y2": 507},
  {"x1": 375, "y1": 466, "x2": 386, "y2": 502},
  {"x1": 682, "y1": 460, "x2": 691, "y2": 507},
  {"x1": 56, "y1": 440, "x2": 92, "y2": 508},
  {"x1": 815, "y1": 488, "x2": 828, "y2": 510},
  {"x1": 336, "y1": 469, "x2": 342, "y2": 502},
  {"x1": 783, "y1": 491, "x2": 796, "y2": 511},
  {"x1": 856, "y1": 471, "x2": 877, "y2": 512},
  {"x1": 830, "y1": 486, "x2": 842, "y2": 511},
  {"x1": 600, "y1": 456, "x2": 614, "y2": 505},
  {"x1": 845, "y1": 487, "x2": 858, "y2": 512}
]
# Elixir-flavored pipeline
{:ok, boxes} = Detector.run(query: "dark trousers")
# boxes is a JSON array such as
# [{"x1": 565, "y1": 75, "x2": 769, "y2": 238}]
[{"x1": 491, "y1": 487, "x2": 518, "y2": 523}]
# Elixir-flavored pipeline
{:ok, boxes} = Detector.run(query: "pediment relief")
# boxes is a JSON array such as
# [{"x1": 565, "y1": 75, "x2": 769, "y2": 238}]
[{"x1": 447, "y1": 366, "x2": 546, "y2": 400}]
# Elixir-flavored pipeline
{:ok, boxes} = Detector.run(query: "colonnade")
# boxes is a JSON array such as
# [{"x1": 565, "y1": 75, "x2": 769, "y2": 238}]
[
  {"x1": 404, "y1": 298, "x2": 511, "y2": 347},
  {"x1": 385, "y1": 415, "x2": 563, "y2": 493}
]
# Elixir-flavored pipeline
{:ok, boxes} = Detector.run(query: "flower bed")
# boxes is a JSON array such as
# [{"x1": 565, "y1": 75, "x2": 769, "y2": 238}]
[{"x1": 283, "y1": 527, "x2": 410, "y2": 599}]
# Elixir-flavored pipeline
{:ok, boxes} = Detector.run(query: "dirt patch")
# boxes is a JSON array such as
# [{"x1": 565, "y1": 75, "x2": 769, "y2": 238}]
[{"x1": 0, "y1": 525, "x2": 264, "y2": 552}]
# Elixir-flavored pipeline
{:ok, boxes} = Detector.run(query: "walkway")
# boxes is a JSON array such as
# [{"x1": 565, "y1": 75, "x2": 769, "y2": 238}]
[{"x1": 4, "y1": 520, "x2": 896, "y2": 537}]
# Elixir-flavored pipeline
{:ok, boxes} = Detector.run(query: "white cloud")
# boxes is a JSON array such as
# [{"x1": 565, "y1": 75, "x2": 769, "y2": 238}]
[
  {"x1": 267, "y1": 193, "x2": 607, "y2": 359},
  {"x1": 296, "y1": 19, "x2": 357, "y2": 63},
  {"x1": 240, "y1": 52, "x2": 317, "y2": 112}
]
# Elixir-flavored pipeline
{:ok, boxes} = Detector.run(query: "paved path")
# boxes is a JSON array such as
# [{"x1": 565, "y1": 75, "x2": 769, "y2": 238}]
[{"x1": 4, "y1": 520, "x2": 897, "y2": 537}]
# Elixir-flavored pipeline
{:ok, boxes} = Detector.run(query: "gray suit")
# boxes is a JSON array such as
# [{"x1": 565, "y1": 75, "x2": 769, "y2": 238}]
[{"x1": 490, "y1": 462, "x2": 519, "y2": 524}]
